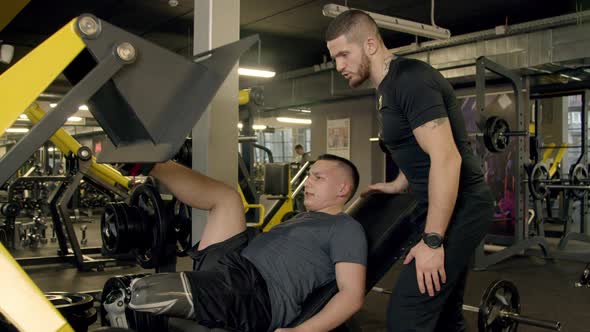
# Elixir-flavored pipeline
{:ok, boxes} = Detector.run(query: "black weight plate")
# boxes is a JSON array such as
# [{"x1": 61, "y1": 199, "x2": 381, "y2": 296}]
[
  {"x1": 569, "y1": 164, "x2": 588, "y2": 199},
  {"x1": 528, "y1": 163, "x2": 550, "y2": 200},
  {"x1": 1, "y1": 201, "x2": 20, "y2": 217},
  {"x1": 171, "y1": 197, "x2": 192, "y2": 257},
  {"x1": 101, "y1": 203, "x2": 131, "y2": 254},
  {"x1": 45, "y1": 292, "x2": 94, "y2": 316},
  {"x1": 130, "y1": 184, "x2": 167, "y2": 269},
  {"x1": 68, "y1": 307, "x2": 97, "y2": 332},
  {"x1": 484, "y1": 116, "x2": 511, "y2": 153},
  {"x1": 478, "y1": 280, "x2": 520, "y2": 332}
]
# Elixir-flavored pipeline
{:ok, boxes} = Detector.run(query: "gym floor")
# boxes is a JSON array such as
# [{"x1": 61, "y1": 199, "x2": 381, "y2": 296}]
[{"x1": 16, "y1": 217, "x2": 590, "y2": 332}]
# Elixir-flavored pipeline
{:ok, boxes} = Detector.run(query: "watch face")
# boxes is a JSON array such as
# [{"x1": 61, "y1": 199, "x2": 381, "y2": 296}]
[{"x1": 424, "y1": 234, "x2": 443, "y2": 248}]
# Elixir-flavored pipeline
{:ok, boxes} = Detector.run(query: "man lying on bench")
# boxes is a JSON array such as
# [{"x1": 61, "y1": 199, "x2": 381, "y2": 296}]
[{"x1": 128, "y1": 154, "x2": 367, "y2": 332}]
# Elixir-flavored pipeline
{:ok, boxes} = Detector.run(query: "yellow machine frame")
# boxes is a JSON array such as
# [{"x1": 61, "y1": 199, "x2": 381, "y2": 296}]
[
  {"x1": 0, "y1": 242, "x2": 73, "y2": 331},
  {"x1": 24, "y1": 103, "x2": 129, "y2": 192}
]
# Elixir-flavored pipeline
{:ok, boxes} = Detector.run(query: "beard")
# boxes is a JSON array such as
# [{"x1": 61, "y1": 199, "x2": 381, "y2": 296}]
[{"x1": 348, "y1": 52, "x2": 371, "y2": 88}]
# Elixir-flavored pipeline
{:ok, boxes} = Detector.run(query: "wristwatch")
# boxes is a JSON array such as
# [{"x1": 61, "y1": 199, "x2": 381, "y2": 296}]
[{"x1": 422, "y1": 232, "x2": 444, "y2": 249}]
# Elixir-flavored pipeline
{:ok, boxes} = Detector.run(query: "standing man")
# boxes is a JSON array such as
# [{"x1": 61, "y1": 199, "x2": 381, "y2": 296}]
[
  {"x1": 293, "y1": 144, "x2": 311, "y2": 164},
  {"x1": 325, "y1": 10, "x2": 494, "y2": 332}
]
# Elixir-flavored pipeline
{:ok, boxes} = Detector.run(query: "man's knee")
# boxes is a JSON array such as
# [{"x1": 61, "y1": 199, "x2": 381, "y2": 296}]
[{"x1": 128, "y1": 272, "x2": 195, "y2": 319}]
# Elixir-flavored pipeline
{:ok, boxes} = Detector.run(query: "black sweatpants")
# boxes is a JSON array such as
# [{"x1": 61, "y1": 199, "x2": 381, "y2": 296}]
[{"x1": 387, "y1": 186, "x2": 494, "y2": 332}]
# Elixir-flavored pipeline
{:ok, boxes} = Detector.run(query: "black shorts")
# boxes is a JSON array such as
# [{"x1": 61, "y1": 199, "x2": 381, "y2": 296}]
[{"x1": 184, "y1": 229, "x2": 271, "y2": 332}]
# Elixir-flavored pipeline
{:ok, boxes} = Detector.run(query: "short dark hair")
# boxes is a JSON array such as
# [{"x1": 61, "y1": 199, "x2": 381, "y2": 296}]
[
  {"x1": 295, "y1": 144, "x2": 304, "y2": 150},
  {"x1": 325, "y1": 9, "x2": 381, "y2": 44},
  {"x1": 317, "y1": 154, "x2": 360, "y2": 202}
]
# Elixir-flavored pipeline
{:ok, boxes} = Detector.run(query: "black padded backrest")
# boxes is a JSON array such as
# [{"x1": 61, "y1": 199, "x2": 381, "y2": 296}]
[
  {"x1": 264, "y1": 163, "x2": 290, "y2": 196},
  {"x1": 288, "y1": 193, "x2": 426, "y2": 327}
]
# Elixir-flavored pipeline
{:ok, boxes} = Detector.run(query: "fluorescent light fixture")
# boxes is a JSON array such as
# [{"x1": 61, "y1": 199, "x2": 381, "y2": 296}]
[
  {"x1": 17, "y1": 114, "x2": 29, "y2": 121},
  {"x1": 322, "y1": 3, "x2": 451, "y2": 40},
  {"x1": 237, "y1": 122, "x2": 244, "y2": 129},
  {"x1": 560, "y1": 74, "x2": 582, "y2": 82},
  {"x1": 300, "y1": 109, "x2": 311, "y2": 113},
  {"x1": 277, "y1": 117, "x2": 312, "y2": 125},
  {"x1": 5, "y1": 128, "x2": 29, "y2": 133},
  {"x1": 238, "y1": 67, "x2": 276, "y2": 78},
  {"x1": 49, "y1": 103, "x2": 89, "y2": 111},
  {"x1": 67, "y1": 116, "x2": 83, "y2": 122},
  {"x1": 252, "y1": 124, "x2": 267, "y2": 130},
  {"x1": 369, "y1": 137, "x2": 380, "y2": 142}
]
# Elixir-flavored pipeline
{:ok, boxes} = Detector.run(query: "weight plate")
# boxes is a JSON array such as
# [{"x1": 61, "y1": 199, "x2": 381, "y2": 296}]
[
  {"x1": 577, "y1": 263, "x2": 590, "y2": 288},
  {"x1": 528, "y1": 163, "x2": 550, "y2": 200},
  {"x1": 1, "y1": 201, "x2": 20, "y2": 217},
  {"x1": 45, "y1": 292, "x2": 94, "y2": 316},
  {"x1": 569, "y1": 164, "x2": 588, "y2": 199},
  {"x1": 478, "y1": 280, "x2": 520, "y2": 332},
  {"x1": 101, "y1": 203, "x2": 130, "y2": 254},
  {"x1": 129, "y1": 184, "x2": 168, "y2": 269},
  {"x1": 171, "y1": 197, "x2": 192, "y2": 257},
  {"x1": 484, "y1": 116, "x2": 511, "y2": 153}
]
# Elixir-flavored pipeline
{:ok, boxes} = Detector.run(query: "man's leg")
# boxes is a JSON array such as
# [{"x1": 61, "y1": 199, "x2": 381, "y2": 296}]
[
  {"x1": 433, "y1": 268, "x2": 468, "y2": 332},
  {"x1": 128, "y1": 273, "x2": 195, "y2": 319},
  {"x1": 387, "y1": 189, "x2": 493, "y2": 332},
  {"x1": 150, "y1": 161, "x2": 246, "y2": 250},
  {"x1": 386, "y1": 254, "x2": 469, "y2": 332}
]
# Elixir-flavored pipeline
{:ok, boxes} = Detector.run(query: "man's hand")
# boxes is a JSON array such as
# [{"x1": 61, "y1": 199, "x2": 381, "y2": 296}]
[
  {"x1": 360, "y1": 181, "x2": 399, "y2": 197},
  {"x1": 403, "y1": 241, "x2": 446, "y2": 296}
]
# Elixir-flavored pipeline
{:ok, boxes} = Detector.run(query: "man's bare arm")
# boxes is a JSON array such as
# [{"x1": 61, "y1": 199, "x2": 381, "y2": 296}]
[
  {"x1": 413, "y1": 117, "x2": 461, "y2": 235},
  {"x1": 282, "y1": 262, "x2": 366, "y2": 332}
]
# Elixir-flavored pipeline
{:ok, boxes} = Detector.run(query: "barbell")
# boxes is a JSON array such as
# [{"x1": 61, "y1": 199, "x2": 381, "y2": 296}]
[
  {"x1": 528, "y1": 163, "x2": 590, "y2": 200},
  {"x1": 468, "y1": 116, "x2": 528, "y2": 153},
  {"x1": 372, "y1": 279, "x2": 561, "y2": 331}
]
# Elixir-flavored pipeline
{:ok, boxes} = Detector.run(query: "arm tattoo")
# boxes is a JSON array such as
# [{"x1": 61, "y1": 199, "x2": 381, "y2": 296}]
[{"x1": 419, "y1": 117, "x2": 448, "y2": 130}]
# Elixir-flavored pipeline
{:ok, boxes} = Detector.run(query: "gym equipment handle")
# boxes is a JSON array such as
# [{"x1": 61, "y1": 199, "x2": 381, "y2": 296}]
[
  {"x1": 502, "y1": 311, "x2": 561, "y2": 331},
  {"x1": 501, "y1": 131, "x2": 528, "y2": 137}
]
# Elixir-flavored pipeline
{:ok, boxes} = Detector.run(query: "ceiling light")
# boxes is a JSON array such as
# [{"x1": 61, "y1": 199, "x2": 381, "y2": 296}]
[
  {"x1": 67, "y1": 116, "x2": 83, "y2": 122},
  {"x1": 237, "y1": 122, "x2": 244, "y2": 129},
  {"x1": 252, "y1": 124, "x2": 267, "y2": 130},
  {"x1": 238, "y1": 67, "x2": 276, "y2": 78},
  {"x1": 300, "y1": 109, "x2": 311, "y2": 113},
  {"x1": 560, "y1": 74, "x2": 582, "y2": 82},
  {"x1": 17, "y1": 114, "x2": 29, "y2": 121},
  {"x1": 49, "y1": 103, "x2": 89, "y2": 111},
  {"x1": 322, "y1": 3, "x2": 451, "y2": 40},
  {"x1": 5, "y1": 128, "x2": 29, "y2": 133},
  {"x1": 277, "y1": 117, "x2": 312, "y2": 124},
  {"x1": 369, "y1": 137, "x2": 380, "y2": 142}
]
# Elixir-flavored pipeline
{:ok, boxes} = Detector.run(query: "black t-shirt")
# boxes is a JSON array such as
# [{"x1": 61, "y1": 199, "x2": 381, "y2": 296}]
[{"x1": 377, "y1": 57, "x2": 485, "y2": 204}]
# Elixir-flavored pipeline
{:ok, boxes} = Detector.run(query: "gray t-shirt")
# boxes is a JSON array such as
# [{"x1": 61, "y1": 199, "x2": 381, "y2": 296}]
[{"x1": 241, "y1": 211, "x2": 368, "y2": 331}]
